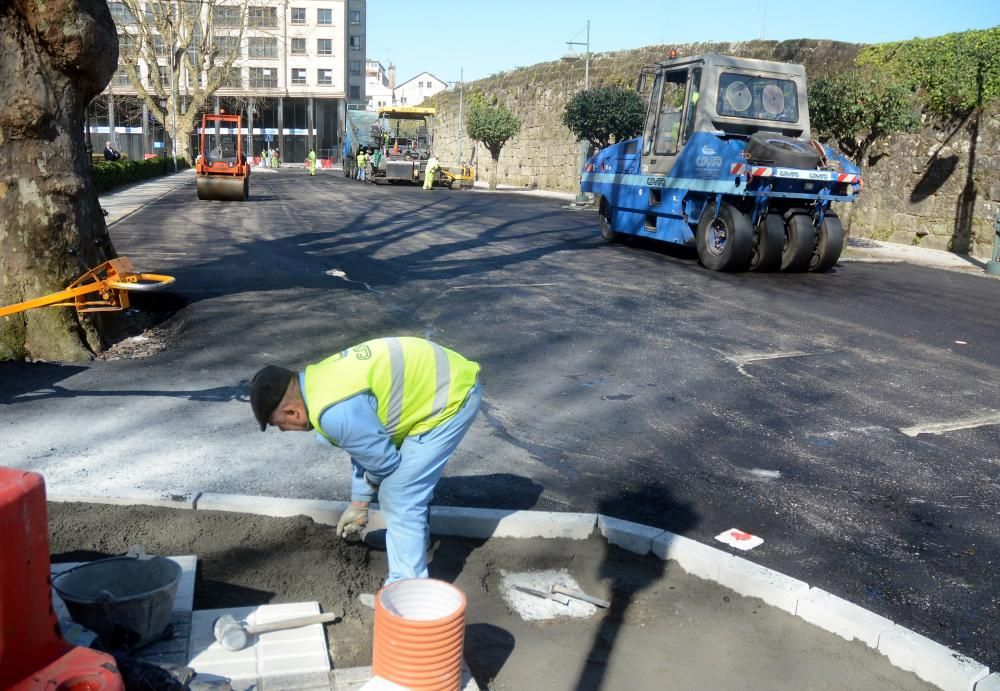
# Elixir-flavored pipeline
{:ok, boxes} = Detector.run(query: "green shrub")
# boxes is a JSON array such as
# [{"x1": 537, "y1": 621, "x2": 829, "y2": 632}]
[{"x1": 91, "y1": 156, "x2": 190, "y2": 194}]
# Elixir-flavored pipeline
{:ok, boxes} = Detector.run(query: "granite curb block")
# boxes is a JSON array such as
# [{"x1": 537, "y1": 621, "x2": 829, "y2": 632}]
[{"x1": 48, "y1": 489, "x2": 990, "y2": 690}]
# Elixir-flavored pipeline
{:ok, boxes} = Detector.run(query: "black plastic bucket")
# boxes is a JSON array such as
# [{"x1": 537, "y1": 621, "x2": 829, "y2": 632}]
[{"x1": 52, "y1": 545, "x2": 181, "y2": 651}]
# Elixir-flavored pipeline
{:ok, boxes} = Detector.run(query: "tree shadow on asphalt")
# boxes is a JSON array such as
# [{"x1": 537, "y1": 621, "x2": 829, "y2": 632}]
[{"x1": 141, "y1": 189, "x2": 604, "y2": 305}]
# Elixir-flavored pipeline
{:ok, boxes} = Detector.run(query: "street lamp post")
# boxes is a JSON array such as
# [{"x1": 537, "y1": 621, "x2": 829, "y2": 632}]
[{"x1": 563, "y1": 20, "x2": 590, "y2": 203}]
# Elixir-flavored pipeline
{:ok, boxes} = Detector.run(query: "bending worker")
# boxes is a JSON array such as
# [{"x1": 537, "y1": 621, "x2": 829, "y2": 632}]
[
  {"x1": 423, "y1": 155, "x2": 440, "y2": 190},
  {"x1": 250, "y1": 337, "x2": 482, "y2": 584}
]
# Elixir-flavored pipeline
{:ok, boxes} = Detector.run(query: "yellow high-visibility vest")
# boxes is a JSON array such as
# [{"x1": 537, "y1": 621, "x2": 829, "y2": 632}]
[{"x1": 304, "y1": 337, "x2": 480, "y2": 447}]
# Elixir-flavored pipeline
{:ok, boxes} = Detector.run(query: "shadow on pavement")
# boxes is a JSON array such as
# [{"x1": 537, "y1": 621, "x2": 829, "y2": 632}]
[{"x1": 574, "y1": 488, "x2": 698, "y2": 691}]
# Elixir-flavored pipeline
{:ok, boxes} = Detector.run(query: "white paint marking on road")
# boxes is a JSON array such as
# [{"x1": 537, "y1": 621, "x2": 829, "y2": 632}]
[
  {"x1": 749, "y1": 468, "x2": 782, "y2": 480},
  {"x1": 722, "y1": 350, "x2": 827, "y2": 378},
  {"x1": 900, "y1": 412, "x2": 1000, "y2": 437}
]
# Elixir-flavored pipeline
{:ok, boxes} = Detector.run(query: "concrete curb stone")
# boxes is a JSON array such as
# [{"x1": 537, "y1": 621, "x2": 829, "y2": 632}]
[
  {"x1": 47, "y1": 489, "x2": 991, "y2": 690},
  {"x1": 795, "y1": 587, "x2": 894, "y2": 649},
  {"x1": 652, "y1": 530, "x2": 735, "y2": 582},
  {"x1": 975, "y1": 674, "x2": 1000, "y2": 691},
  {"x1": 430, "y1": 506, "x2": 595, "y2": 540},
  {"x1": 712, "y1": 554, "x2": 810, "y2": 615},
  {"x1": 597, "y1": 514, "x2": 666, "y2": 555},
  {"x1": 47, "y1": 487, "x2": 198, "y2": 509},
  {"x1": 877, "y1": 625, "x2": 989, "y2": 691}
]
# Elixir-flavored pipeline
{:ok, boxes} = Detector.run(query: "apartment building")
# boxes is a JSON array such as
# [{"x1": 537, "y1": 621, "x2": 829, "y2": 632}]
[
  {"x1": 88, "y1": 0, "x2": 366, "y2": 163},
  {"x1": 365, "y1": 58, "x2": 395, "y2": 111},
  {"x1": 393, "y1": 72, "x2": 447, "y2": 106}
]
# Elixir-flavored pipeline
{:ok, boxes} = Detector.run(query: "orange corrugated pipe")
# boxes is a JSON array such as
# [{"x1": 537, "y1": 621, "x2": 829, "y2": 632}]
[{"x1": 373, "y1": 578, "x2": 467, "y2": 691}]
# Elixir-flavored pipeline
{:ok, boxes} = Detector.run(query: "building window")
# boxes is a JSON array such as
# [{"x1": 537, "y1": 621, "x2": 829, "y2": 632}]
[
  {"x1": 349, "y1": 85, "x2": 360, "y2": 100},
  {"x1": 113, "y1": 68, "x2": 130, "y2": 87},
  {"x1": 249, "y1": 6, "x2": 277, "y2": 28},
  {"x1": 349, "y1": 60, "x2": 361, "y2": 75},
  {"x1": 213, "y1": 6, "x2": 242, "y2": 28},
  {"x1": 290, "y1": 7, "x2": 306, "y2": 24},
  {"x1": 317, "y1": 8, "x2": 332, "y2": 25},
  {"x1": 157, "y1": 65, "x2": 169, "y2": 86},
  {"x1": 291, "y1": 68, "x2": 306, "y2": 85},
  {"x1": 214, "y1": 35, "x2": 241, "y2": 58},
  {"x1": 291, "y1": 37, "x2": 306, "y2": 55},
  {"x1": 317, "y1": 69, "x2": 333, "y2": 86},
  {"x1": 153, "y1": 35, "x2": 166, "y2": 56},
  {"x1": 109, "y1": 2, "x2": 134, "y2": 24},
  {"x1": 248, "y1": 37, "x2": 278, "y2": 59},
  {"x1": 221, "y1": 67, "x2": 242, "y2": 88},
  {"x1": 350, "y1": 35, "x2": 361, "y2": 50},
  {"x1": 350, "y1": 9, "x2": 361, "y2": 24},
  {"x1": 249, "y1": 67, "x2": 277, "y2": 88},
  {"x1": 316, "y1": 38, "x2": 333, "y2": 55}
]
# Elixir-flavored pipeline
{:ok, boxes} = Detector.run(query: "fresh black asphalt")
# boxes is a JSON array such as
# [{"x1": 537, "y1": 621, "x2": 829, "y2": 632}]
[{"x1": 3, "y1": 169, "x2": 997, "y2": 669}]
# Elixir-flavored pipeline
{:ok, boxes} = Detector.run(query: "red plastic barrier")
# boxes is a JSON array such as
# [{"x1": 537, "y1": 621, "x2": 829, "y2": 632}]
[{"x1": 0, "y1": 467, "x2": 123, "y2": 690}]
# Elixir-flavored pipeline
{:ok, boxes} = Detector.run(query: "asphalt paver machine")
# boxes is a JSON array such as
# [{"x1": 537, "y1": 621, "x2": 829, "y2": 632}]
[{"x1": 196, "y1": 113, "x2": 250, "y2": 201}]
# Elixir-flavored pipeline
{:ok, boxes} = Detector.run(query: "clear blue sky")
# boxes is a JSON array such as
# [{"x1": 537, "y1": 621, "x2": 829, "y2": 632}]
[{"x1": 367, "y1": 0, "x2": 1000, "y2": 84}]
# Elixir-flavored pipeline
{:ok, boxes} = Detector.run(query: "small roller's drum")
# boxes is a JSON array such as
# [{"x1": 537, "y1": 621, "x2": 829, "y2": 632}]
[{"x1": 197, "y1": 175, "x2": 248, "y2": 201}]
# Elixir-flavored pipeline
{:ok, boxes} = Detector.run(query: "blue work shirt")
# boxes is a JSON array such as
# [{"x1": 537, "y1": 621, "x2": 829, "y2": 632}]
[{"x1": 300, "y1": 374, "x2": 401, "y2": 503}]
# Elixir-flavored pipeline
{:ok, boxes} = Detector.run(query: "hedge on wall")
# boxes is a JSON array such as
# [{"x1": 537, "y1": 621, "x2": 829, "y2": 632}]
[
  {"x1": 91, "y1": 156, "x2": 190, "y2": 194},
  {"x1": 858, "y1": 27, "x2": 1000, "y2": 120}
]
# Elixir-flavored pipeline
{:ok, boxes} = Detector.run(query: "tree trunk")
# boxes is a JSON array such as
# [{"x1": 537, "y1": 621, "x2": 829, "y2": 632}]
[
  {"x1": 489, "y1": 153, "x2": 499, "y2": 190},
  {"x1": 0, "y1": 0, "x2": 119, "y2": 361}
]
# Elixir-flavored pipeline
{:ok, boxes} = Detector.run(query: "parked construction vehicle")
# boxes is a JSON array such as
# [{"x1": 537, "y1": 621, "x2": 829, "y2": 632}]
[
  {"x1": 342, "y1": 108, "x2": 380, "y2": 179},
  {"x1": 370, "y1": 106, "x2": 441, "y2": 185},
  {"x1": 196, "y1": 113, "x2": 250, "y2": 201},
  {"x1": 581, "y1": 53, "x2": 863, "y2": 272}
]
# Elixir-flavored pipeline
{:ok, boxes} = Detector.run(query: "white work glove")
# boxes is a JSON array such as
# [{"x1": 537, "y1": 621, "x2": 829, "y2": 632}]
[{"x1": 337, "y1": 503, "x2": 369, "y2": 540}]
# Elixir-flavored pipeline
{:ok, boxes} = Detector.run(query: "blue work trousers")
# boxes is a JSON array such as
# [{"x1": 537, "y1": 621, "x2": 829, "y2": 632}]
[{"x1": 378, "y1": 381, "x2": 481, "y2": 584}]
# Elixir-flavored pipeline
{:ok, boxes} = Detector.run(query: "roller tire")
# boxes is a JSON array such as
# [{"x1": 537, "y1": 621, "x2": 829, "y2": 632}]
[
  {"x1": 780, "y1": 211, "x2": 817, "y2": 272},
  {"x1": 750, "y1": 214, "x2": 784, "y2": 272},
  {"x1": 696, "y1": 202, "x2": 754, "y2": 272},
  {"x1": 598, "y1": 196, "x2": 616, "y2": 241},
  {"x1": 810, "y1": 213, "x2": 845, "y2": 272},
  {"x1": 747, "y1": 132, "x2": 821, "y2": 169}
]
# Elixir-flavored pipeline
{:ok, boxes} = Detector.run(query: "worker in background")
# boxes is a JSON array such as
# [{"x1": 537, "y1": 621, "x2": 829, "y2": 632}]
[
  {"x1": 356, "y1": 148, "x2": 367, "y2": 181},
  {"x1": 370, "y1": 147, "x2": 382, "y2": 179},
  {"x1": 261, "y1": 146, "x2": 270, "y2": 168},
  {"x1": 271, "y1": 149, "x2": 280, "y2": 169},
  {"x1": 308, "y1": 148, "x2": 317, "y2": 176},
  {"x1": 250, "y1": 337, "x2": 482, "y2": 584},
  {"x1": 423, "y1": 155, "x2": 440, "y2": 190}
]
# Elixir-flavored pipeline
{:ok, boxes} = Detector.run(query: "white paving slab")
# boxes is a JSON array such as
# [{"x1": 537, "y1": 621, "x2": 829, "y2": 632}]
[
  {"x1": 47, "y1": 487, "x2": 198, "y2": 509},
  {"x1": 189, "y1": 602, "x2": 331, "y2": 684}
]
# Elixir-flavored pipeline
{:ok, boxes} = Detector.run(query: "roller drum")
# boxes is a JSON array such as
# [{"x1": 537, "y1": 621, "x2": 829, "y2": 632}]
[{"x1": 197, "y1": 175, "x2": 248, "y2": 201}]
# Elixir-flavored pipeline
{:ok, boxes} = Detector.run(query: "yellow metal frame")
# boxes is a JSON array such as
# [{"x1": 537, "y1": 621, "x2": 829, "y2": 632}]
[{"x1": 0, "y1": 257, "x2": 175, "y2": 317}]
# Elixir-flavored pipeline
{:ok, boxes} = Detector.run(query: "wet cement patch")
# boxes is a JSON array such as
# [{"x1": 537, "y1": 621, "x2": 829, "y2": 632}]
[{"x1": 47, "y1": 503, "x2": 936, "y2": 690}]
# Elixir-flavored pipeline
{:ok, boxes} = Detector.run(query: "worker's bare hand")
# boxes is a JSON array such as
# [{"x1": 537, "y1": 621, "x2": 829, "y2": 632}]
[{"x1": 337, "y1": 503, "x2": 369, "y2": 540}]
